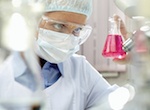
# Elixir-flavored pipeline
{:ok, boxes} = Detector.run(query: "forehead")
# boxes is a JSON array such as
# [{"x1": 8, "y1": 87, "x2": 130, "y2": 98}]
[{"x1": 44, "y1": 11, "x2": 87, "y2": 25}]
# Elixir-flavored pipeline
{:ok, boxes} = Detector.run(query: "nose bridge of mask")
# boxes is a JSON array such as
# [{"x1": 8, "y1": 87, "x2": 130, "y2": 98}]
[
  {"x1": 38, "y1": 28, "x2": 81, "y2": 50},
  {"x1": 39, "y1": 28, "x2": 69, "y2": 39},
  {"x1": 38, "y1": 27, "x2": 93, "y2": 51}
]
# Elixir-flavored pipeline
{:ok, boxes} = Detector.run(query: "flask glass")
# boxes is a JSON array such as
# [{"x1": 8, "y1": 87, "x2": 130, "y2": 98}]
[{"x1": 102, "y1": 17, "x2": 126, "y2": 59}]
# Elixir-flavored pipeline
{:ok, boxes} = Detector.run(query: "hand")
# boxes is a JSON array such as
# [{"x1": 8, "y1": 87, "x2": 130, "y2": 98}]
[
  {"x1": 112, "y1": 14, "x2": 131, "y2": 64},
  {"x1": 113, "y1": 53, "x2": 131, "y2": 64}
]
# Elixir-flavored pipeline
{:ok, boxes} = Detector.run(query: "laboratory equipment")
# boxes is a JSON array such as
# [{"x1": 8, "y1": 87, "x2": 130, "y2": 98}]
[
  {"x1": 0, "y1": 0, "x2": 45, "y2": 110},
  {"x1": 113, "y1": 0, "x2": 139, "y2": 18},
  {"x1": 123, "y1": 37, "x2": 134, "y2": 52},
  {"x1": 102, "y1": 17, "x2": 126, "y2": 59},
  {"x1": 114, "y1": 0, "x2": 150, "y2": 19}
]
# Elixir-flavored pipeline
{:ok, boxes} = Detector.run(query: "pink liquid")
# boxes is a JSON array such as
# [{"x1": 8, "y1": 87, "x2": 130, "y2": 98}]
[{"x1": 102, "y1": 34, "x2": 126, "y2": 59}]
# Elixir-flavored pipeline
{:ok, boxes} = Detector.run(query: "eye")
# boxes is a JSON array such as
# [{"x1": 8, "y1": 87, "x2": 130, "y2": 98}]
[
  {"x1": 53, "y1": 23, "x2": 66, "y2": 30},
  {"x1": 72, "y1": 27, "x2": 82, "y2": 36}
]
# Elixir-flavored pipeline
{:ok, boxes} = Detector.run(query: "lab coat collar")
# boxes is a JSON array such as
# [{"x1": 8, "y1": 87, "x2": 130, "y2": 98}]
[
  {"x1": 57, "y1": 62, "x2": 64, "y2": 76},
  {"x1": 56, "y1": 55, "x2": 75, "y2": 77},
  {"x1": 12, "y1": 52, "x2": 64, "y2": 77},
  {"x1": 12, "y1": 52, "x2": 27, "y2": 78}
]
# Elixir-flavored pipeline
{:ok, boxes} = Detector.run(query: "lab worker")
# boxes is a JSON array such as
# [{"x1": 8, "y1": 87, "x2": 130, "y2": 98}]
[{"x1": 0, "y1": 0, "x2": 120, "y2": 110}]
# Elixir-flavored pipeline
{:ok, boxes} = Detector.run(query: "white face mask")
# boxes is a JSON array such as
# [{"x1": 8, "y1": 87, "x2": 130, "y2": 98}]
[{"x1": 35, "y1": 28, "x2": 80, "y2": 64}]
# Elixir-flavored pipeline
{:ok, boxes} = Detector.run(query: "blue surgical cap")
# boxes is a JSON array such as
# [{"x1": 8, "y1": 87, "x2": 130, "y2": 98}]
[{"x1": 44, "y1": 0, "x2": 93, "y2": 19}]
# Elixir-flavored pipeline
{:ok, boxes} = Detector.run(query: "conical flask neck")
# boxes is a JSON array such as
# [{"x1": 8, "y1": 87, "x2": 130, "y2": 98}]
[{"x1": 109, "y1": 17, "x2": 121, "y2": 35}]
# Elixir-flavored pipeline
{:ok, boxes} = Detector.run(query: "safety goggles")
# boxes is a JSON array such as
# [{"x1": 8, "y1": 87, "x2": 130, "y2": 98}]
[{"x1": 40, "y1": 16, "x2": 92, "y2": 45}]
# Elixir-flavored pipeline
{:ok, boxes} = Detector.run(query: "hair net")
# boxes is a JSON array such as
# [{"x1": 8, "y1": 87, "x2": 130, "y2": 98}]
[{"x1": 44, "y1": 0, "x2": 93, "y2": 18}]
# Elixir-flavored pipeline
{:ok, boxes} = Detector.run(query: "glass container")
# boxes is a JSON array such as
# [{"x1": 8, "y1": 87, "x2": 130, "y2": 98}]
[{"x1": 102, "y1": 17, "x2": 126, "y2": 59}]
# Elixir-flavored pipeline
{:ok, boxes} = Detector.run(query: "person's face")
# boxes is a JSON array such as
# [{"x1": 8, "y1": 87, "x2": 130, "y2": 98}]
[{"x1": 37, "y1": 11, "x2": 87, "y2": 38}]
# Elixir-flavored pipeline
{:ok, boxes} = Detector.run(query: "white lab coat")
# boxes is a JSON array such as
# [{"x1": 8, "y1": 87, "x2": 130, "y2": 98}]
[{"x1": 0, "y1": 52, "x2": 118, "y2": 110}]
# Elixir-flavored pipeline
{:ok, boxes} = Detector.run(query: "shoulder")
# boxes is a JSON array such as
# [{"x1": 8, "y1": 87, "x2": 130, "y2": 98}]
[
  {"x1": 66, "y1": 54, "x2": 103, "y2": 87},
  {"x1": 68, "y1": 54, "x2": 89, "y2": 72},
  {"x1": 68, "y1": 54, "x2": 92, "y2": 68},
  {"x1": 69, "y1": 54, "x2": 101, "y2": 77},
  {"x1": 69, "y1": 54, "x2": 86, "y2": 62},
  {"x1": 67, "y1": 54, "x2": 101, "y2": 76}
]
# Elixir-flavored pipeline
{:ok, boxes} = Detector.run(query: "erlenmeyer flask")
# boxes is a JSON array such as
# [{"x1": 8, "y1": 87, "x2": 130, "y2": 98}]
[{"x1": 102, "y1": 17, "x2": 126, "y2": 59}]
